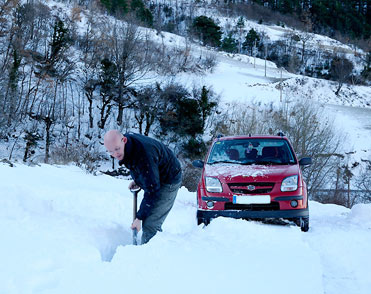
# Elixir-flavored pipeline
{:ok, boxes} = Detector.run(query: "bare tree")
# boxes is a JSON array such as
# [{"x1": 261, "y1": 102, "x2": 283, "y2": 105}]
[
  {"x1": 79, "y1": 13, "x2": 103, "y2": 129},
  {"x1": 103, "y1": 19, "x2": 159, "y2": 126},
  {"x1": 299, "y1": 32, "x2": 313, "y2": 64},
  {"x1": 133, "y1": 84, "x2": 160, "y2": 136},
  {"x1": 330, "y1": 56, "x2": 354, "y2": 95},
  {"x1": 28, "y1": 87, "x2": 56, "y2": 164},
  {"x1": 356, "y1": 160, "x2": 371, "y2": 203},
  {"x1": 211, "y1": 98, "x2": 343, "y2": 194}
]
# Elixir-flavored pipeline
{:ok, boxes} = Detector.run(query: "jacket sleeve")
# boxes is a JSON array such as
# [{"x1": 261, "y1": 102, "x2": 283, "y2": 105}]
[{"x1": 135, "y1": 155, "x2": 161, "y2": 220}]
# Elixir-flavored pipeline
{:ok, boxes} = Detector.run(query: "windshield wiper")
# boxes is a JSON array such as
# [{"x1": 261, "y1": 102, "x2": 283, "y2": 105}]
[
  {"x1": 240, "y1": 162, "x2": 255, "y2": 165},
  {"x1": 255, "y1": 160, "x2": 277, "y2": 165}
]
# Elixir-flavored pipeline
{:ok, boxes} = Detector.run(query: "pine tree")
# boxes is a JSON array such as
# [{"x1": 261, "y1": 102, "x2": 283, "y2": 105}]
[
  {"x1": 130, "y1": 0, "x2": 153, "y2": 26},
  {"x1": 50, "y1": 20, "x2": 69, "y2": 61},
  {"x1": 243, "y1": 28, "x2": 260, "y2": 56},
  {"x1": 192, "y1": 16, "x2": 222, "y2": 47},
  {"x1": 100, "y1": 0, "x2": 128, "y2": 15},
  {"x1": 100, "y1": 0, "x2": 153, "y2": 26},
  {"x1": 221, "y1": 33, "x2": 238, "y2": 53},
  {"x1": 198, "y1": 86, "x2": 218, "y2": 130}
]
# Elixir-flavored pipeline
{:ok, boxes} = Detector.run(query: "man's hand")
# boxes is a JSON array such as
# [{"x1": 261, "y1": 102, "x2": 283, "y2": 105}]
[
  {"x1": 129, "y1": 181, "x2": 140, "y2": 191},
  {"x1": 131, "y1": 218, "x2": 142, "y2": 232}
]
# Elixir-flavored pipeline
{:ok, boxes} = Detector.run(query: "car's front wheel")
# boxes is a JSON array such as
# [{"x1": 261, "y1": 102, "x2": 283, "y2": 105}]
[
  {"x1": 197, "y1": 217, "x2": 210, "y2": 226},
  {"x1": 296, "y1": 217, "x2": 309, "y2": 232}
]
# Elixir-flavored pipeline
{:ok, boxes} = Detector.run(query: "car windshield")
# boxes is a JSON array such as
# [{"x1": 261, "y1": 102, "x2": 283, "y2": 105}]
[{"x1": 207, "y1": 138, "x2": 297, "y2": 165}]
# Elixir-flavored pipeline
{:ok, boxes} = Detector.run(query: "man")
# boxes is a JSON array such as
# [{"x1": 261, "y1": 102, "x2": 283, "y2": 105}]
[{"x1": 104, "y1": 130, "x2": 182, "y2": 244}]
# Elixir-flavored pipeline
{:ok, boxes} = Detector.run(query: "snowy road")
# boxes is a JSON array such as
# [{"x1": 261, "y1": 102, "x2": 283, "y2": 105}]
[
  {"x1": 326, "y1": 104, "x2": 371, "y2": 131},
  {"x1": 325, "y1": 104, "x2": 371, "y2": 160},
  {"x1": 1, "y1": 164, "x2": 370, "y2": 294}
]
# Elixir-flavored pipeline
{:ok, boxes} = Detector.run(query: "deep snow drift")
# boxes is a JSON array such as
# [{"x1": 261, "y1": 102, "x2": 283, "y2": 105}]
[{"x1": 1, "y1": 163, "x2": 370, "y2": 294}]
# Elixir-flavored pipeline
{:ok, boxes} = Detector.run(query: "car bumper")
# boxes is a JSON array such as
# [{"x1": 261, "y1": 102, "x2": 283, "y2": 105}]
[{"x1": 197, "y1": 208, "x2": 309, "y2": 220}]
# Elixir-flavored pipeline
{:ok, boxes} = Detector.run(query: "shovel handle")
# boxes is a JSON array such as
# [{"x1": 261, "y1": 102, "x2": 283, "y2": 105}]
[
  {"x1": 131, "y1": 189, "x2": 138, "y2": 221},
  {"x1": 131, "y1": 189, "x2": 140, "y2": 245}
]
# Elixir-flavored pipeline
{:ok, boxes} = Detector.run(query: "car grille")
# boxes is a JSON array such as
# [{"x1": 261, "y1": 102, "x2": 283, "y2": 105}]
[
  {"x1": 227, "y1": 182, "x2": 275, "y2": 194},
  {"x1": 224, "y1": 202, "x2": 280, "y2": 211}
]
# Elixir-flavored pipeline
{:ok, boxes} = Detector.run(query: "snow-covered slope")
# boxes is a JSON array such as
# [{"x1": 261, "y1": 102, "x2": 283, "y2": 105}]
[
  {"x1": 1, "y1": 0, "x2": 369, "y2": 165},
  {"x1": 149, "y1": 23, "x2": 371, "y2": 164},
  {"x1": 174, "y1": 45, "x2": 371, "y2": 163},
  {"x1": 1, "y1": 163, "x2": 370, "y2": 294}
]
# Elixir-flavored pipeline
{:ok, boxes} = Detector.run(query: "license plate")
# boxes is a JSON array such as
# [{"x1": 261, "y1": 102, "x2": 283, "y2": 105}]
[{"x1": 233, "y1": 195, "x2": 271, "y2": 204}]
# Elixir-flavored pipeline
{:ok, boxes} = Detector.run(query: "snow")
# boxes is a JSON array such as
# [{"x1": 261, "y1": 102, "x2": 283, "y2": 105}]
[
  {"x1": 205, "y1": 163, "x2": 274, "y2": 178},
  {"x1": 191, "y1": 1, "x2": 364, "y2": 59},
  {"x1": 1, "y1": 1, "x2": 370, "y2": 291},
  {"x1": 1, "y1": 163, "x2": 371, "y2": 294},
  {"x1": 348, "y1": 204, "x2": 371, "y2": 225},
  {"x1": 325, "y1": 104, "x2": 371, "y2": 162},
  {"x1": 7, "y1": 0, "x2": 368, "y2": 165},
  {"x1": 185, "y1": 53, "x2": 371, "y2": 163}
]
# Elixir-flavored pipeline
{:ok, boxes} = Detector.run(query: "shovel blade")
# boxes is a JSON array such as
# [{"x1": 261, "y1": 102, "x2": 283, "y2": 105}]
[{"x1": 132, "y1": 228, "x2": 138, "y2": 245}]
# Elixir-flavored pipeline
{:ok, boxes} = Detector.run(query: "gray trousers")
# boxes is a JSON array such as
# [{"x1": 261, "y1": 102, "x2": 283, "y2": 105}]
[{"x1": 141, "y1": 180, "x2": 182, "y2": 244}]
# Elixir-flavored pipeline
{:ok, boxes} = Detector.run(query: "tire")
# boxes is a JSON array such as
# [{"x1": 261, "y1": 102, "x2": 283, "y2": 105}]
[
  {"x1": 197, "y1": 217, "x2": 210, "y2": 226},
  {"x1": 298, "y1": 217, "x2": 309, "y2": 232}
]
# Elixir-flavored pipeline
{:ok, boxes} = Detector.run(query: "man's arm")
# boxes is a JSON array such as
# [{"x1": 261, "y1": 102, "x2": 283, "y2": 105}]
[{"x1": 135, "y1": 157, "x2": 161, "y2": 221}]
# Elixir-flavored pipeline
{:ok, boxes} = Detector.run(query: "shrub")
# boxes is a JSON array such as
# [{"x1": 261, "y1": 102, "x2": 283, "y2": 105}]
[{"x1": 181, "y1": 162, "x2": 202, "y2": 192}]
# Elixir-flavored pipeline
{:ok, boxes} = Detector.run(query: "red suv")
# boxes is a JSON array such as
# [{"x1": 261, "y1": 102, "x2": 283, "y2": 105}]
[{"x1": 193, "y1": 134, "x2": 312, "y2": 231}]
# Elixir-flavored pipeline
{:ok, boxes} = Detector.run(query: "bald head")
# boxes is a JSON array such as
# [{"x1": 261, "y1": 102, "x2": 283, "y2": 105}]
[
  {"x1": 104, "y1": 130, "x2": 122, "y2": 144},
  {"x1": 104, "y1": 130, "x2": 127, "y2": 161}
]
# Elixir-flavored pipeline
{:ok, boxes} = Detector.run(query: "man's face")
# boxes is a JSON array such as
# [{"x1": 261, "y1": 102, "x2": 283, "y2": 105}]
[{"x1": 105, "y1": 136, "x2": 126, "y2": 161}]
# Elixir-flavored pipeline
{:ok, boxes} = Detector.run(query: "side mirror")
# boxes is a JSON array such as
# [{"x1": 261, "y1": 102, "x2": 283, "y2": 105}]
[
  {"x1": 299, "y1": 157, "x2": 312, "y2": 166},
  {"x1": 192, "y1": 160, "x2": 204, "y2": 168}
]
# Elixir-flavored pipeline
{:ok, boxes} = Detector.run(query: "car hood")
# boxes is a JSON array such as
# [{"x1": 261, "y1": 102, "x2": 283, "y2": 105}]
[{"x1": 204, "y1": 163, "x2": 299, "y2": 183}]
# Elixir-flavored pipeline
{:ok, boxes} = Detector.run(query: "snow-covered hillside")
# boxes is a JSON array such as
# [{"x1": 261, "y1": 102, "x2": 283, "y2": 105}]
[
  {"x1": 1, "y1": 0, "x2": 369, "y2": 164},
  {"x1": 1, "y1": 163, "x2": 370, "y2": 294},
  {"x1": 171, "y1": 43, "x2": 371, "y2": 164}
]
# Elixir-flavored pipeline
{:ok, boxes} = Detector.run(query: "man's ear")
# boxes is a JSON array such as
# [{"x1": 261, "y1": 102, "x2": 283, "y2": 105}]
[{"x1": 122, "y1": 136, "x2": 127, "y2": 144}]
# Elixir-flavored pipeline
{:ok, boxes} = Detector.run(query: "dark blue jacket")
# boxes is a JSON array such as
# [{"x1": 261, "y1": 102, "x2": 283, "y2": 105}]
[{"x1": 119, "y1": 133, "x2": 182, "y2": 220}]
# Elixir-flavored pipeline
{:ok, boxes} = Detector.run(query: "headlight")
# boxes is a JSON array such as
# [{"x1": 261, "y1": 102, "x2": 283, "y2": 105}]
[
  {"x1": 205, "y1": 177, "x2": 223, "y2": 193},
  {"x1": 281, "y1": 175, "x2": 298, "y2": 192}
]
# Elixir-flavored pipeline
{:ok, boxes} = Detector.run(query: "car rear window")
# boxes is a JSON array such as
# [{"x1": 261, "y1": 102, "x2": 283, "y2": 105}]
[{"x1": 207, "y1": 138, "x2": 297, "y2": 165}]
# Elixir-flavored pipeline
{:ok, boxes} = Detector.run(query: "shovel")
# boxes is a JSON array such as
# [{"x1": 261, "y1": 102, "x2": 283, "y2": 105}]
[{"x1": 130, "y1": 187, "x2": 141, "y2": 245}]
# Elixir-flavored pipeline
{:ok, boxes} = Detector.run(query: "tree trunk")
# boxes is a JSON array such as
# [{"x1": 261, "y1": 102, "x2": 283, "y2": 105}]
[
  {"x1": 335, "y1": 81, "x2": 342, "y2": 96},
  {"x1": 347, "y1": 180, "x2": 351, "y2": 208},
  {"x1": 135, "y1": 112, "x2": 144, "y2": 134},
  {"x1": 23, "y1": 142, "x2": 31, "y2": 162},
  {"x1": 144, "y1": 112, "x2": 154, "y2": 136},
  {"x1": 97, "y1": 99, "x2": 112, "y2": 130},
  {"x1": 302, "y1": 41, "x2": 305, "y2": 63},
  {"x1": 85, "y1": 91, "x2": 94, "y2": 128},
  {"x1": 88, "y1": 98, "x2": 93, "y2": 128},
  {"x1": 117, "y1": 103, "x2": 124, "y2": 126},
  {"x1": 44, "y1": 118, "x2": 53, "y2": 164}
]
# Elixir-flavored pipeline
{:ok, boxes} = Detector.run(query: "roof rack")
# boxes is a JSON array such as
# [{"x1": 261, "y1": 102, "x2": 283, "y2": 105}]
[
  {"x1": 277, "y1": 132, "x2": 285, "y2": 137},
  {"x1": 216, "y1": 134, "x2": 224, "y2": 139}
]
